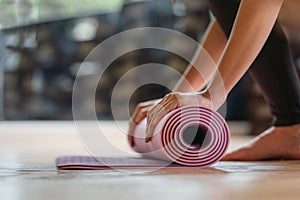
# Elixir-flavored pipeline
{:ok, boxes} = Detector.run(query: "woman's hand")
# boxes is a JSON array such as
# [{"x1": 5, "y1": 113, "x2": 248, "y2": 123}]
[
  {"x1": 145, "y1": 92, "x2": 214, "y2": 143},
  {"x1": 128, "y1": 99, "x2": 161, "y2": 147}
]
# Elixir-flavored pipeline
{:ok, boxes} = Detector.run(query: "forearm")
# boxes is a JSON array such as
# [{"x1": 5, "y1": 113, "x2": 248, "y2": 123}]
[
  {"x1": 174, "y1": 19, "x2": 227, "y2": 92},
  {"x1": 207, "y1": 0, "x2": 284, "y2": 108}
]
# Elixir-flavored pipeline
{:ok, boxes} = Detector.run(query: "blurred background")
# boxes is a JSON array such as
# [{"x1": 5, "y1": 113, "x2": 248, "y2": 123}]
[{"x1": 0, "y1": 0, "x2": 299, "y2": 134}]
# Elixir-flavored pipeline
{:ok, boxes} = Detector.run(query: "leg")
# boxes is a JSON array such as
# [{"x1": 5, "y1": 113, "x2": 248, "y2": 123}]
[{"x1": 209, "y1": 0, "x2": 300, "y2": 160}]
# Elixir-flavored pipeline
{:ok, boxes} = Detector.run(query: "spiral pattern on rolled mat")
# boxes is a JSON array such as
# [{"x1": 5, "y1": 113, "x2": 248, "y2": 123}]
[{"x1": 132, "y1": 106, "x2": 230, "y2": 168}]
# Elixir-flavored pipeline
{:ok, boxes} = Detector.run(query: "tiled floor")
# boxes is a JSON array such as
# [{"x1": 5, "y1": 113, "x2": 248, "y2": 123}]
[{"x1": 0, "y1": 121, "x2": 300, "y2": 200}]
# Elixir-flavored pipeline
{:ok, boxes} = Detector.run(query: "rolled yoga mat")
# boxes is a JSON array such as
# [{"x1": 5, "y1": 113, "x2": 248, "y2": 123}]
[
  {"x1": 131, "y1": 105, "x2": 230, "y2": 167},
  {"x1": 56, "y1": 106, "x2": 230, "y2": 169}
]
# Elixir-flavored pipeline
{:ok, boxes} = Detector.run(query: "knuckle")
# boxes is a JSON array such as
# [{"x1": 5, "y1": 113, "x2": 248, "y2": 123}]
[
  {"x1": 166, "y1": 93, "x2": 175, "y2": 98},
  {"x1": 172, "y1": 92, "x2": 181, "y2": 98},
  {"x1": 141, "y1": 107, "x2": 150, "y2": 113},
  {"x1": 166, "y1": 92, "x2": 179, "y2": 100},
  {"x1": 165, "y1": 93, "x2": 172, "y2": 98}
]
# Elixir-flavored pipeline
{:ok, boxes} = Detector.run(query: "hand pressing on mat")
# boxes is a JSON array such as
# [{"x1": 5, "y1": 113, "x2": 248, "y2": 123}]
[
  {"x1": 129, "y1": 0, "x2": 300, "y2": 162},
  {"x1": 128, "y1": 99, "x2": 161, "y2": 146},
  {"x1": 145, "y1": 92, "x2": 214, "y2": 143}
]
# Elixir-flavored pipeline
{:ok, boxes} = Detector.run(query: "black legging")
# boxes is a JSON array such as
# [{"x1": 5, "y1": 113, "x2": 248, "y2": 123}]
[{"x1": 209, "y1": 0, "x2": 300, "y2": 126}]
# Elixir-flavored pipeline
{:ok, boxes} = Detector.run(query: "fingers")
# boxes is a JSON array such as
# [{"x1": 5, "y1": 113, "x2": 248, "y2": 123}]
[
  {"x1": 128, "y1": 107, "x2": 149, "y2": 145},
  {"x1": 128, "y1": 119, "x2": 137, "y2": 147},
  {"x1": 142, "y1": 92, "x2": 215, "y2": 143},
  {"x1": 128, "y1": 100, "x2": 159, "y2": 146},
  {"x1": 145, "y1": 94, "x2": 179, "y2": 142},
  {"x1": 133, "y1": 107, "x2": 149, "y2": 124},
  {"x1": 128, "y1": 108, "x2": 148, "y2": 147},
  {"x1": 131, "y1": 99, "x2": 161, "y2": 125}
]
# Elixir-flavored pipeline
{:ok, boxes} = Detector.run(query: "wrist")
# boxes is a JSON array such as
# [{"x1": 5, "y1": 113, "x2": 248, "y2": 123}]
[{"x1": 202, "y1": 88, "x2": 227, "y2": 111}]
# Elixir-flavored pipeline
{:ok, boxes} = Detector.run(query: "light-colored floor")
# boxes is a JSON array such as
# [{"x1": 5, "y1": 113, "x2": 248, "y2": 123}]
[{"x1": 0, "y1": 121, "x2": 300, "y2": 200}]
